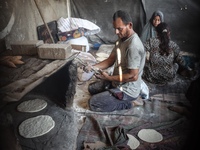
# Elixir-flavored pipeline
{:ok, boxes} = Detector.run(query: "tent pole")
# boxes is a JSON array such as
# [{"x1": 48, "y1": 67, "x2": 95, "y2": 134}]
[{"x1": 34, "y1": 0, "x2": 55, "y2": 43}]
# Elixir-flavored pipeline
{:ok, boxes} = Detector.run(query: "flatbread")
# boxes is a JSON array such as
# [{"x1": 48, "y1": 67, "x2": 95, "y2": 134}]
[
  {"x1": 17, "y1": 99, "x2": 47, "y2": 113},
  {"x1": 96, "y1": 57, "x2": 107, "y2": 62},
  {"x1": 138, "y1": 129, "x2": 163, "y2": 143},
  {"x1": 96, "y1": 53, "x2": 109, "y2": 58},
  {"x1": 127, "y1": 134, "x2": 140, "y2": 149},
  {"x1": 19, "y1": 115, "x2": 55, "y2": 138}
]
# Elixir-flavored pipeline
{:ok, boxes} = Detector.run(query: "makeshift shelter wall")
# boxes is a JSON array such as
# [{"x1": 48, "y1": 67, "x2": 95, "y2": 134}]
[
  {"x1": 0, "y1": 0, "x2": 70, "y2": 51},
  {"x1": 70, "y1": 0, "x2": 146, "y2": 44},
  {"x1": 1, "y1": 0, "x2": 199, "y2": 55},
  {"x1": 71, "y1": 0, "x2": 200, "y2": 54},
  {"x1": 143, "y1": 0, "x2": 200, "y2": 54}
]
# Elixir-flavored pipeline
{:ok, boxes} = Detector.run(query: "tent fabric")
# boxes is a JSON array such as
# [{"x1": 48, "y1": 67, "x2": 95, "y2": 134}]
[
  {"x1": 70, "y1": 0, "x2": 200, "y2": 54},
  {"x1": 143, "y1": 0, "x2": 200, "y2": 53},
  {"x1": 70, "y1": 0, "x2": 146, "y2": 44}
]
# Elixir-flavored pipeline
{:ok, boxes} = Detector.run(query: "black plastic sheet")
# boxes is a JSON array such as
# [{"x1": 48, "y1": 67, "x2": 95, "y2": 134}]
[
  {"x1": 143, "y1": 0, "x2": 200, "y2": 54},
  {"x1": 70, "y1": 0, "x2": 200, "y2": 54},
  {"x1": 70, "y1": 0, "x2": 146, "y2": 44}
]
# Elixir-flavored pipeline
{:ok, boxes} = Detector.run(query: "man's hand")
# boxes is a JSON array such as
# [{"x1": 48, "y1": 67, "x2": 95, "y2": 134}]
[
  {"x1": 83, "y1": 62, "x2": 93, "y2": 73},
  {"x1": 95, "y1": 68, "x2": 139, "y2": 82},
  {"x1": 95, "y1": 69, "x2": 111, "y2": 80}
]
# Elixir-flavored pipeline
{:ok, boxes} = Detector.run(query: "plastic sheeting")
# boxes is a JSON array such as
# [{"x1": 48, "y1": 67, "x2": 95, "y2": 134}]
[
  {"x1": 70, "y1": 0, "x2": 200, "y2": 54},
  {"x1": 143, "y1": 0, "x2": 200, "y2": 53},
  {"x1": 70, "y1": 0, "x2": 146, "y2": 44}
]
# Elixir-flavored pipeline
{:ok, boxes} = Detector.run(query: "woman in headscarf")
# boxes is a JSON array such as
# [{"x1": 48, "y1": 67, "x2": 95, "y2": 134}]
[
  {"x1": 140, "y1": 10, "x2": 164, "y2": 43},
  {"x1": 142, "y1": 22, "x2": 186, "y2": 85}
]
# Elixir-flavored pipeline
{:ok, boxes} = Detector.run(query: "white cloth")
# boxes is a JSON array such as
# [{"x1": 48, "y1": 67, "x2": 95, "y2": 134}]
[
  {"x1": 65, "y1": 36, "x2": 89, "y2": 52},
  {"x1": 57, "y1": 17, "x2": 100, "y2": 35}
]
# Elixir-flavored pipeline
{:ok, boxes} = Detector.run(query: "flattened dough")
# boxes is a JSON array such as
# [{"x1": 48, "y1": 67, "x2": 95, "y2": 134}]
[
  {"x1": 96, "y1": 53, "x2": 109, "y2": 58},
  {"x1": 19, "y1": 115, "x2": 55, "y2": 138},
  {"x1": 17, "y1": 99, "x2": 47, "y2": 113},
  {"x1": 138, "y1": 129, "x2": 163, "y2": 143},
  {"x1": 127, "y1": 134, "x2": 140, "y2": 149}
]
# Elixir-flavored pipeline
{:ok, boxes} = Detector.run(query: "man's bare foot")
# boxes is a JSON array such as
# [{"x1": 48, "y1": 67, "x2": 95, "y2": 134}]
[{"x1": 132, "y1": 96, "x2": 144, "y2": 106}]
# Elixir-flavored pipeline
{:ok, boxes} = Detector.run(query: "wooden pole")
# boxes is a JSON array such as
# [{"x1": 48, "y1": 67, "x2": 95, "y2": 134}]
[{"x1": 34, "y1": 0, "x2": 55, "y2": 43}]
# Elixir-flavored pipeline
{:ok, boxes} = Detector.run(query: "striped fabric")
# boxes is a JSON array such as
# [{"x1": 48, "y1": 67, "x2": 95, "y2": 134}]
[{"x1": 57, "y1": 17, "x2": 100, "y2": 35}]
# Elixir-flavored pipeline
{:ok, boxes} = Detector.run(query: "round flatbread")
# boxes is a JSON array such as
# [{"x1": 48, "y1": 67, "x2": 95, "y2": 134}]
[
  {"x1": 19, "y1": 115, "x2": 55, "y2": 138},
  {"x1": 96, "y1": 57, "x2": 107, "y2": 62},
  {"x1": 96, "y1": 53, "x2": 109, "y2": 58},
  {"x1": 138, "y1": 129, "x2": 163, "y2": 143},
  {"x1": 127, "y1": 134, "x2": 140, "y2": 149},
  {"x1": 17, "y1": 99, "x2": 47, "y2": 113}
]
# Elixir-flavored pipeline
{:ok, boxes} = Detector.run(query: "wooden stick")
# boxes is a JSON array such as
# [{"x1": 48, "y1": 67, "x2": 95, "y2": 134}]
[{"x1": 34, "y1": 0, "x2": 55, "y2": 43}]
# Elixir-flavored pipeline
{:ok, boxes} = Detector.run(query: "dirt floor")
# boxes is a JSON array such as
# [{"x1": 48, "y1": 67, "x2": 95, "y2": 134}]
[{"x1": 0, "y1": 47, "x2": 199, "y2": 150}]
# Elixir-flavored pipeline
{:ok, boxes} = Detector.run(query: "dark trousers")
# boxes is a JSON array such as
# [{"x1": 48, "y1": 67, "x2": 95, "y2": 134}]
[{"x1": 88, "y1": 80, "x2": 137, "y2": 112}]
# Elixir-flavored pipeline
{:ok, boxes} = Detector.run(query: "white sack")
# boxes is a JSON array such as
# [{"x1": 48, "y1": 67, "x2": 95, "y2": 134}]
[{"x1": 57, "y1": 17, "x2": 100, "y2": 35}]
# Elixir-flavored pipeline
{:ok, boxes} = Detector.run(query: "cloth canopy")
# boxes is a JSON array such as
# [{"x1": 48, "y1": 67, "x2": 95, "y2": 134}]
[{"x1": 70, "y1": 0, "x2": 200, "y2": 54}]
